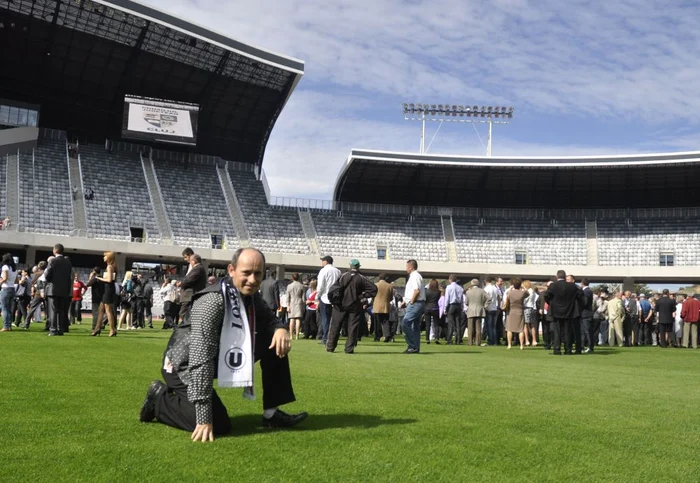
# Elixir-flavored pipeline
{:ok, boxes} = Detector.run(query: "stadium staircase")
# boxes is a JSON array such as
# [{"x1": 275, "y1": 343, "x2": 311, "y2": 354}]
[
  {"x1": 217, "y1": 163, "x2": 250, "y2": 247},
  {"x1": 68, "y1": 154, "x2": 88, "y2": 232},
  {"x1": 5, "y1": 153, "x2": 19, "y2": 228},
  {"x1": 586, "y1": 220, "x2": 598, "y2": 265},
  {"x1": 441, "y1": 216, "x2": 458, "y2": 262},
  {"x1": 142, "y1": 152, "x2": 173, "y2": 242},
  {"x1": 298, "y1": 209, "x2": 320, "y2": 256}
]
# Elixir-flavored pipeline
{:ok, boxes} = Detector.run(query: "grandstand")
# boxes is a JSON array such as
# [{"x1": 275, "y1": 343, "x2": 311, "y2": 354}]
[{"x1": 1, "y1": 0, "x2": 700, "y2": 289}]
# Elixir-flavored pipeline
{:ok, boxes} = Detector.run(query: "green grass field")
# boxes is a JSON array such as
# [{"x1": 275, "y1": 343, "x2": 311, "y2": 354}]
[{"x1": 2, "y1": 319, "x2": 700, "y2": 482}]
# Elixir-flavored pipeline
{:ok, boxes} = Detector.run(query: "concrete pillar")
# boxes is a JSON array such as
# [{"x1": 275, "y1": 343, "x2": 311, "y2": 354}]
[
  {"x1": 25, "y1": 247, "x2": 36, "y2": 267},
  {"x1": 622, "y1": 277, "x2": 635, "y2": 293},
  {"x1": 275, "y1": 265, "x2": 285, "y2": 281},
  {"x1": 116, "y1": 253, "x2": 127, "y2": 277}
]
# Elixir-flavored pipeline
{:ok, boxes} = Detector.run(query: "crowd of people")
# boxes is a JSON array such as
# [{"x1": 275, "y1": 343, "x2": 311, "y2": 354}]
[{"x1": 254, "y1": 258, "x2": 700, "y2": 355}]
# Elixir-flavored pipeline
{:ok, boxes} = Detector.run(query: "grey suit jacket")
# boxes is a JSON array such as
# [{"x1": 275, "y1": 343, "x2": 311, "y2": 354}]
[
  {"x1": 465, "y1": 286, "x2": 488, "y2": 318},
  {"x1": 44, "y1": 255, "x2": 73, "y2": 298}
]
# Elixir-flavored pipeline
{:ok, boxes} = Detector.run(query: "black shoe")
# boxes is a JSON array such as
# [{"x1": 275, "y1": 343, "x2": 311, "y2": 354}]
[
  {"x1": 326, "y1": 349, "x2": 335, "y2": 353},
  {"x1": 262, "y1": 409, "x2": 308, "y2": 428},
  {"x1": 552, "y1": 351, "x2": 562, "y2": 355},
  {"x1": 434, "y1": 340, "x2": 441, "y2": 345},
  {"x1": 345, "y1": 350, "x2": 354, "y2": 354},
  {"x1": 402, "y1": 348, "x2": 419, "y2": 354},
  {"x1": 139, "y1": 380, "x2": 165, "y2": 422}
]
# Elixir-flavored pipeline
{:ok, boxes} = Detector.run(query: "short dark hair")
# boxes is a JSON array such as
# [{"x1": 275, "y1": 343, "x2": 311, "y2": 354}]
[
  {"x1": 485, "y1": 276, "x2": 494, "y2": 283},
  {"x1": 182, "y1": 247, "x2": 194, "y2": 257},
  {"x1": 377, "y1": 273, "x2": 387, "y2": 281},
  {"x1": 54, "y1": 243, "x2": 64, "y2": 254},
  {"x1": 581, "y1": 278, "x2": 589, "y2": 286},
  {"x1": 231, "y1": 247, "x2": 266, "y2": 269},
  {"x1": 292, "y1": 273, "x2": 299, "y2": 281},
  {"x1": 192, "y1": 254, "x2": 202, "y2": 264},
  {"x1": 511, "y1": 278, "x2": 522, "y2": 289},
  {"x1": 662, "y1": 288, "x2": 670, "y2": 295},
  {"x1": 406, "y1": 259, "x2": 418, "y2": 270},
  {"x1": 448, "y1": 274, "x2": 457, "y2": 282},
  {"x1": 92, "y1": 266, "x2": 101, "y2": 273},
  {"x1": 556, "y1": 270, "x2": 567, "y2": 279},
  {"x1": 429, "y1": 279, "x2": 439, "y2": 290}
]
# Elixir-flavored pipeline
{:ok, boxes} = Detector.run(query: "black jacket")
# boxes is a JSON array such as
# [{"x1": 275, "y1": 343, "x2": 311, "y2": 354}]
[
  {"x1": 580, "y1": 286, "x2": 594, "y2": 319},
  {"x1": 44, "y1": 255, "x2": 73, "y2": 298},
  {"x1": 144, "y1": 285, "x2": 153, "y2": 306},
  {"x1": 544, "y1": 280, "x2": 583, "y2": 320},
  {"x1": 179, "y1": 264, "x2": 207, "y2": 304},
  {"x1": 337, "y1": 269, "x2": 378, "y2": 313},
  {"x1": 260, "y1": 278, "x2": 280, "y2": 311}
]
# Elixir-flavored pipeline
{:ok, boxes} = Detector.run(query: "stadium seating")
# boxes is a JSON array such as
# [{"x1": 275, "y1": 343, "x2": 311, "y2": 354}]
[
  {"x1": 153, "y1": 159, "x2": 237, "y2": 248},
  {"x1": 313, "y1": 211, "x2": 448, "y2": 262},
  {"x1": 79, "y1": 144, "x2": 159, "y2": 241},
  {"x1": 18, "y1": 138, "x2": 73, "y2": 234},
  {"x1": 228, "y1": 169, "x2": 309, "y2": 254},
  {"x1": 597, "y1": 220, "x2": 700, "y2": 266},
  {"x1": 453, "y1": 218, "x2": 587, "y2": 265}
]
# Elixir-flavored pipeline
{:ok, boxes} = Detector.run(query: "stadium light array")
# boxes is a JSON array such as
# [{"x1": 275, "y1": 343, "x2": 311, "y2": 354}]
[{"x1": 402, "y1": 103, "x2": 515, "y2": 155}]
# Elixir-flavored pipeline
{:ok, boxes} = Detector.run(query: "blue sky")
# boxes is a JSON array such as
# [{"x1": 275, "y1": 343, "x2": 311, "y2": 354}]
[{"x1": 141, "y1": 0, "x2": 700, "y2": 202}]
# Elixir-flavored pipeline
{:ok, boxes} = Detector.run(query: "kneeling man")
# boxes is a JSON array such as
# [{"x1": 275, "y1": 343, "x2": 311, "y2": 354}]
[{"x1": 140, "y1": 248, "x2": 307, "y2": 441}]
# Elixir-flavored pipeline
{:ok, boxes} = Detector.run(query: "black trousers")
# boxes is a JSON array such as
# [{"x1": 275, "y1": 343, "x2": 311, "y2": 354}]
[
  {"x1": 571, "y1": 317, "x2": 582, "y2": 353},
  {"x1": 154, "y1": 334, "x2": 296, "y2": 434},
  {"x1": 70, "y1": 300, "x2": 82, "y2": 324},
  {"x1": 145, "y1": 304, "x2": 152, "y2": 327},
  {"x1": 424, "y1": 310, "x2": 440, "y2": 341},
  {"x1": 658, "y1": 323, "x2": 673, "y2": 347},
  {"x1": 47, "y1": 296, "x2": 70, "y2": 334},
  {"x1": 552, "y1": 318, "x2": 574, "y2": 354},
  {"x1": 541, "y1": 318, "x2": 552, "y2": 350},
  {"x1": 445, "y1": 304, "x2": 462, "y2": 343},
  {"x1": 327, "y1": 307, "x2": 362, "y2": 353},
  {"x1": 163, "y1": 301, "x2": 176, "y2": 329},
  {"x1": 372, "y1": 313, "x2": 389, "y2": 340},
  {"x1": 635, "y1": 322, "x2": 652, "y2": 346},
  {"x1": 14, "y1": 296, "x2": 30, "y2": 327},
  {"x1": 25, "y1": 296, "x2": 43, "y2": 328},
  {"x1": 581, "y1": 317, "x2": 595, "y2": 351},
  {"x1": 133, "y1": 299, "x2": 145, "y2": 328},
  {"x1": 302, "y1": 309, "x2": 317, "y2": 338}
]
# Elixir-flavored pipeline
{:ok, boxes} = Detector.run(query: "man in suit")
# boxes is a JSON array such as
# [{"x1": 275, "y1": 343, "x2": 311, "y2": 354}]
[
  {"x1": 143, "y1": 280, "x2": 154, "y2": 329},
  {"x1": 177, "y1": 254, "x2": 207, "y2": 325},
  {"x1": 544, "y1": 270, "x2": 583, "y2": 355},
  {"x1": 44, "y1": 244, "x2": 73, "y2": 336},
  {"x1": 260, "y1": 272, "x2": 280, "y2": 313},
  {"x1": 606, "y1": 292, "x2": 626, "y2": 347},
  {"x1": 326, "y1": 259, "x2": 377, "y2": 354},
  {"x1": 655, "y1": 289, "x2": 676, "y2": 348},
  {"x1": 465, "y1": 279, "x2": 488, "y2": 346},
  {"x1": 372, "y1": 273, "x2": 394, "y2": 342},
  {"x1": 579, "y1": 278, "x2": 595, "y2": 353}
]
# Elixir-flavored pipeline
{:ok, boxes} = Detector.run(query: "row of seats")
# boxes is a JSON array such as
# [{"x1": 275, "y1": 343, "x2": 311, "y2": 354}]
[
  {"x1": 18, "y1": 139, "x2": 73, "y2": 234},
  {"x1": 313, "y1": 211, "x2": 448, "y2": 262},
  {"x1": 228, "y1": 169, "x2": 309, "y2": 254},
  {"x1": 0, "y1": 156, "x2": 6, "y2": 219},
  {"x1": 597, "y1": 220, "x2": 700, "y2": 266},
  {"x1": 453, "y1": 219, "x2": 588, "y2": 265},
  {"x1": 153, "y1": 159, "x2": 237, "y2": 248},
  {"x1": 80, "y1": 145, "x2": 159, "y2": 240}
]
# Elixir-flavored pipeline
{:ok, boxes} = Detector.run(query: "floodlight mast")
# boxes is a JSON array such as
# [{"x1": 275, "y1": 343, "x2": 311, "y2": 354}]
[{"x1": 402, "y1": 103, "x2": 515, "y2": 156}]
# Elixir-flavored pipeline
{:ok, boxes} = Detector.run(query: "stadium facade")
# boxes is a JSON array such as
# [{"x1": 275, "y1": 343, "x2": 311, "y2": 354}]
[{"x1": 1, "y1": 0, "x2": 699, "y2": 290}]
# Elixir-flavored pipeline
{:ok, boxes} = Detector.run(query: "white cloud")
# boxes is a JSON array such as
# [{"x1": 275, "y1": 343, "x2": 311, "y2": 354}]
[{"x1": 140, "y1": 0, "x2": 700, "y2": 198}]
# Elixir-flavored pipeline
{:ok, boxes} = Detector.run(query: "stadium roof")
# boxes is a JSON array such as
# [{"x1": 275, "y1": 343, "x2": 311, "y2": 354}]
[
  {"x1": 0, "y1": 0, "x2": 304, "y2": 167},
  {"x1": 334, "y1": 149, "x2": 700, "y2": 209}
]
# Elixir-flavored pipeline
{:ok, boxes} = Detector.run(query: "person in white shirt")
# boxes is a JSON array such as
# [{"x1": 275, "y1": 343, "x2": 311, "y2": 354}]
[
  {"x1": 315, "y1": 256, "x2": 341, "y2": 345},
  {"x1": 402, "y1": 259, "x2": 425, "y2": 354},
  {"x1": 484, "y1": 277, "x2": 502, "y2": 346},
  {"x1": 0, "y1": 253, "x2": 18, "y2": 331}
]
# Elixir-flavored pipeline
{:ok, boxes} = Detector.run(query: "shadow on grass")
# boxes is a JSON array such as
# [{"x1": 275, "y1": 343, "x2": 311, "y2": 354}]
[
  {"x1": 350, "y1": 351, "x2": 482, "y2": 355},
  {"x1": 224, "y1": 413, "x2": 416, "y2": 437}
]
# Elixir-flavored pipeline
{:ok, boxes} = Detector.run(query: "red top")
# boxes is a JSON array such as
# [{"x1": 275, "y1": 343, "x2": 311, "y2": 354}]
[
  {"x1": 72, "y1": 280, "x2": 86, "y2": 301},
  {"x1": 681, "y1": 297, "x2": 700, "y2": 323},
  {"x1": 307, "y1": 291, "x2": 318, "y2": 310}
]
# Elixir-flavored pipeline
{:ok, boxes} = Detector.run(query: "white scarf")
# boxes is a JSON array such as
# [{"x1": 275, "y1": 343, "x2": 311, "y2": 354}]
[{"x1": 217, "y1": 280, "x2": 255, "y2": 400}]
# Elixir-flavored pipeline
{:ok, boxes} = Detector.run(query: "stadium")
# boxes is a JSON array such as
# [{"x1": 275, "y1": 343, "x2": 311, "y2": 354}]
[{"x1": 2, "y1": 1, "x2": 700, "y2": 482}]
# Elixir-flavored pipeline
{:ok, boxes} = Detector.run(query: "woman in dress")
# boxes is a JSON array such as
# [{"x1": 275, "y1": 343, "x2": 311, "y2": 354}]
[
  {"x1": 0, "y1": 253, "x2": 17, "y2": 332},
  {"x1": 504, "y1": 278, "x2": 527, "y2": 350},
  {"x1": 522, "y1": 280, "x2": 539, "y2": 346},
  {"x1": 93, "y1": 251, "x2": 117, "y2": 337},
  {"x1": 285, "y1": 273, "x2": 306, "y2": 340}
]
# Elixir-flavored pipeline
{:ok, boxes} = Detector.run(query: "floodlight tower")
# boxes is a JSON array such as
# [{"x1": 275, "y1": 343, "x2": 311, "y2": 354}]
[{"x1": 402, "y1": 103, "x2": 515, "y2": 156}]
